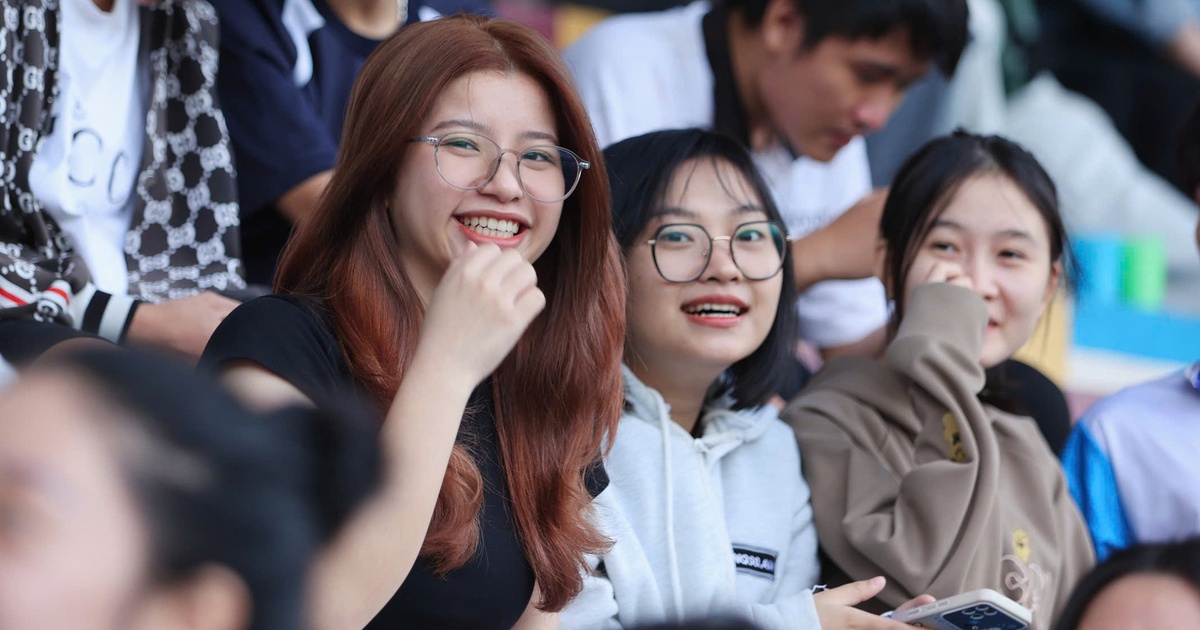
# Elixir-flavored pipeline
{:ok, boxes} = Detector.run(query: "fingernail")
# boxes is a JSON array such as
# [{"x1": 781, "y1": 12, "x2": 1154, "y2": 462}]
[{"x1": 871, "y1": 576, "x2": 885, "y2": 587}]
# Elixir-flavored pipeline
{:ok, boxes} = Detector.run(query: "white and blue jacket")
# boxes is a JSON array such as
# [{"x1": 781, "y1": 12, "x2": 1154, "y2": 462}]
[{"x1": 1062, "y1": 362, "x2": 1200, "y2": 561}]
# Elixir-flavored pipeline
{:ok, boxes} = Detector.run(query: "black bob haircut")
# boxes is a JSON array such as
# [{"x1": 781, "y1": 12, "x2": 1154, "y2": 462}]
[
  {"x1": 1054, "y1": 539, "x2": 1200, "y2": 630},
  {"x1": 726, "y1": 0, "x2": 970, "y2": 76},
  {"x1": 48, "y1": 349, "x2": 381, "y2": 630},
  {"x1": 604, "y1": 128, "x2": 798, "y2": 410}
]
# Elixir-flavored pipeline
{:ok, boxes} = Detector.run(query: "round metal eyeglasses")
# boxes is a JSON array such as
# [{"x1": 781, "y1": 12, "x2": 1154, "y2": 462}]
[
  {"x1": 408, "y1": 132, "x2": 590, "y2": 203},
  {"x1": 646, "y1": 221, "x2": 790, "y2": 283}
]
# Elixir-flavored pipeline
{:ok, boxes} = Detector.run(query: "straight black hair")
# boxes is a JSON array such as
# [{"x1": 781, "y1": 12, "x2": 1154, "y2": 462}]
[
  {"x1": 54, "y1": 349, "x2": 381, "y2": 630},
  {"x1": 880, "y1": 131, "x2": 1074, "y2": 411},
  {"x1": 725, "y1": 0, "x2": 970, "y2": 75},
  {"x1": 1055, "y1": 539, "x2": 1200, "y2": 630},
  {"x1": 605, "y1": 128, "x2": 798, "y2": 410}
]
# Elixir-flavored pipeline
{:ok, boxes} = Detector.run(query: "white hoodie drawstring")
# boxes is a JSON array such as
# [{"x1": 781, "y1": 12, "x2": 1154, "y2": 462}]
[{"x1": 656, "y1": 395, "x2": 685, "y2": 622}]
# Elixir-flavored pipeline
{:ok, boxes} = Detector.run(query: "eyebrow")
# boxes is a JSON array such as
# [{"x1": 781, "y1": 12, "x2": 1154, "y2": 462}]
[
  {"x1": 930, "y1": 218, "x2": 1036, "y2": 242},
  {"x1": 853, "y1": 60, "x2": 901, "y2": 79},
  {"x1": 428, "y1": 119, "x2": 559, "y2": 144},
  {"x1": 654, "y1": 204, "x2": 767, "y2": 221},
  {"x1": 851, "y1": 59, "x2": 927, "y2": 89}
]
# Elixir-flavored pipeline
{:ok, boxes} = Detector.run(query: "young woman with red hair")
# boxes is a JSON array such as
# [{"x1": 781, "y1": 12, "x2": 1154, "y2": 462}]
[{"x1": 200, "y1": 15, "x2": 625, "y2": 629}]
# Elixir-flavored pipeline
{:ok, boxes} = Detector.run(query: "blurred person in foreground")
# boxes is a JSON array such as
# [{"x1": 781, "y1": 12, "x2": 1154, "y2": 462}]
[
  {"x1": 1054, "y1": 539, "x2": 1200, "y2": 630},
  {"x1": 0, "y1": 348, "x2": 380, "y2": 630}
]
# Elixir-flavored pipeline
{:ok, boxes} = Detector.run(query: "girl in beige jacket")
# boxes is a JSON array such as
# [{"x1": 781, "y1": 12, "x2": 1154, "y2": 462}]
[{"x1": 783, "y1": 132, "x2": 1095, "y2": 630}]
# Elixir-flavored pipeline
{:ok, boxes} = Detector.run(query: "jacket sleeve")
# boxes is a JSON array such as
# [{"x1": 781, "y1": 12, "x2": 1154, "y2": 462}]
[
  {"x1": 1061, "y1": 421, "x2": 1134, "y2": 562},
  {"x1": 885, "y1": 282, "x2": 988, "y2": 406},
  {"x1": 727, "y1": 445, "x2": 823, "y2": 630},
  {"x1": 560, "y1": 553, "x2": 623, "y2": 630},
  {"x1": 207, "y1": 0, "x2": 338, "y2": 218},
  {"x1": 787, "y1": 283, "x2": 1004, "y2": 604},
  {"x1": 734, "y1": 590, "x2": 820, "y2": 630},
  {"x1": 0, "y1": 252, "x2": 139, "y2": 343},
  {"x1": 0, "y1": 0, "x2": 137, "y2": 343},
  {"x1": 1049, "y1": 443, "x2": 1100, "y2": 622},
  {"x1": 560, "y1": 488, "x2": 633, "y2": 629}
]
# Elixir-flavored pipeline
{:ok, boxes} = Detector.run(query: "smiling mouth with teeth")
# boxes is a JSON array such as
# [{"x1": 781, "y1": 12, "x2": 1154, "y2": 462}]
[
  {"x1": 682, "y1": 303, "x2": 748, "y2": 318},
  {"x1": 458, "y1": 216, "x2": 524, "y2": 239}
]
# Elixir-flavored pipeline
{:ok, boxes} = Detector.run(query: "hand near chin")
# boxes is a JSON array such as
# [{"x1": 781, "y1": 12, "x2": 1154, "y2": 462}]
[
  {"x1": 419, "y1": 243, "x2": 545, "y2": 386},
  {"x1": 921, "y1": 261, "x2": 975, "y2": 292},
  {"x1": 814, "y1": 577, "x2": 935, "y2": 629}
]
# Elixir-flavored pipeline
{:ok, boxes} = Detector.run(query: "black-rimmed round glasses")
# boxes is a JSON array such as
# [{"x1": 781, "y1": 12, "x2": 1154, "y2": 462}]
[
  {"x1": 408, "y1": 132, "x2": 590, "y2": 203},
  {"x1": 646, "y1": 221, "x2": 790, "y2": 283}
]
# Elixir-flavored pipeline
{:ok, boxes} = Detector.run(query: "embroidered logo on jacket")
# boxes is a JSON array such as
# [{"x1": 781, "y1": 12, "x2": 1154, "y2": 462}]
[
  {"x1": 1002, "y1": 526, "x2": 1051, "y2": 623},
  {"x1": 733, "y1": 544, "x2": 778, "y2": 580},
  {"x1": 942, "y1": 413, "x2": 966, "y2": 462}
]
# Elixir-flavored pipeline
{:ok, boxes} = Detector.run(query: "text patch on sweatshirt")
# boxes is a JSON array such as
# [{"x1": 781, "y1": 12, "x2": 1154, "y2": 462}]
[{"x1": 732, "y1": 544, "x2": 778, "y2": 580}]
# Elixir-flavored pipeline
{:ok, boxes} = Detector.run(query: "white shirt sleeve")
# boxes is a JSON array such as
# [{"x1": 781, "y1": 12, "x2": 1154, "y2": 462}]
[
  {"x1": 564, "y1": 3, "x2": 714, "y2": 148},
  {"x1": 797, "y1": 278, "x2": 890, "y2": 348}
]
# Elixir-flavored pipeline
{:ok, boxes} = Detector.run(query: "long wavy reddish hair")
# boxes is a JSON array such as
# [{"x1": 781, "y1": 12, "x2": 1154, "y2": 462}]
[{"x1": 273, "y1": 15, "x2": 625, "y2": 610}]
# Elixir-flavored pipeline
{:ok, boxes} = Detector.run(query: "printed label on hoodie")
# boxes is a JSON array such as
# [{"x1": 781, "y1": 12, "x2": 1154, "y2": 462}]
[{"x1": 732, "y1": 544, "x2": 778, "y2": 580}]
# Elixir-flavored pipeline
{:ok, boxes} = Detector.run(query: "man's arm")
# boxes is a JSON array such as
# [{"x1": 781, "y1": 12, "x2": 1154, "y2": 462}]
[
  {"x1": 209, "y1": 0, "x2": 339, "y2": 223},
  {"x1": 822, "y1": 325, "x2": 888, "y2": 359},
  {"x1": 790, "y1": 188, "x2": 886, "y2": 293},
  {"x1": 789, "y1": 188, "x2": 889, "y2": 358},
  {"x1": 125, "y1": 292, "x2": 240, "y2": 360}
]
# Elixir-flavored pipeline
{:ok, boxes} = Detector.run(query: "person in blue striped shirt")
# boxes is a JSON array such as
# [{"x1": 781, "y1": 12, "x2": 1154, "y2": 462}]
[{"x1": 1062, "y1": 100, "x2": 1200, "y2": 561}]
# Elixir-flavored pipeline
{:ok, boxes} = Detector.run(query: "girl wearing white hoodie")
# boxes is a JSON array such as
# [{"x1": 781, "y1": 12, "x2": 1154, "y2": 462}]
[{"x1": 561, "y1": 129, "x2": 929, "y2": 630}]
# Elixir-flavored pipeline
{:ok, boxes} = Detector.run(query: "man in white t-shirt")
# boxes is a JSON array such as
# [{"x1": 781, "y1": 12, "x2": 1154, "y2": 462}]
[
  {"x1": 0, "y1": 0, "x2": 246, "y2": 364},
  {"x1": 566, "y1": 0, "x2": 968, "y2": 354}
]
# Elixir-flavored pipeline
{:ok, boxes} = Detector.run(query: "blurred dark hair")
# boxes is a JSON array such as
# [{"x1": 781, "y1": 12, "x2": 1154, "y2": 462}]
[
  {"x1": 1055, "y1": 539, "x2": 1200, "y2": 630},
  {"x1": 54, "y1": 349, "x2": 380, "y2": 630},
  {"x1": 725, "y1": 0, "x2": 969, "y2": 75},
  {"x1": 880, "y1": 131, "x2": 1074, "y2": 410},
  {"x1": 1176, "y1": 100, "x2": 1200, "y2": 196},
  {"x1": 605, "y1": 128, "x2": 798, "y2": 410}
]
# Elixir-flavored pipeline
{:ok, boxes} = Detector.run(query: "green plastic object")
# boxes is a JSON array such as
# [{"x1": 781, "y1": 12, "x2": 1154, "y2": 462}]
[{"x1": 1121, "y1": 237, "x2": 1167, "y2": 311}]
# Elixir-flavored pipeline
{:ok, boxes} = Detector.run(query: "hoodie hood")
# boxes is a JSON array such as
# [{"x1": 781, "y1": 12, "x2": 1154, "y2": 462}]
[
  {"x1": 622, "y1": 364, "x2": 778, "y2": 447},
  {"x1": 796, "y1": 353, "x2": 928, "y2": 439},
  {"x1": 624, "y1": 362, "x2": 782, "y2": 441}
]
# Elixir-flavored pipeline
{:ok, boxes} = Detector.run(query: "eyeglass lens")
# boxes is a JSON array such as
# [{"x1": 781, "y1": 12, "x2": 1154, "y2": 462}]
[
  {"x1": 434, "y1": 132, "x2": 583, "y2": 202},
  {"x1": 652, "y1": 221, "x2": 786, "y2": 282}
]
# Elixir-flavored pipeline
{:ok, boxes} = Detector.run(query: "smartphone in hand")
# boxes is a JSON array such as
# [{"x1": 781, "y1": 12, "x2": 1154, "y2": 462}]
[{"x1": 888, "y1": 588, "x2": 1031, "y2": 629}]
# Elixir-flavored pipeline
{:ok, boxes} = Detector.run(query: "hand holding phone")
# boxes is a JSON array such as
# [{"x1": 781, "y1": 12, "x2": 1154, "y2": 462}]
[{"x1": 888, "y1": 588, "x2": 1031, "y2": 630}]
